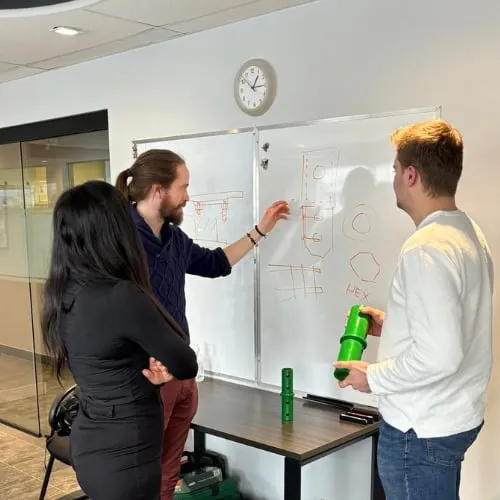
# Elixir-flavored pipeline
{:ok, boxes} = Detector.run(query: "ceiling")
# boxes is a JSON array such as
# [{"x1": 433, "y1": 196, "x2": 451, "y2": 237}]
[{"x1": 0, "y1": 0, "x2": 316, "y2": 84}]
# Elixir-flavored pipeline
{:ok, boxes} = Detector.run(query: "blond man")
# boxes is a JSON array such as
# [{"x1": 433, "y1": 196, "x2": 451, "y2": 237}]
[{"x1": 335, "y1": 120, "x2": 494, "y2": 500}]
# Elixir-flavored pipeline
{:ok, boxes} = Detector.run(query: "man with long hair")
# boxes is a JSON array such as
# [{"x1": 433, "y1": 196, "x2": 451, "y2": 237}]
[{"x1": 116, "y1": 150, "x2": 289, "y2": 499}]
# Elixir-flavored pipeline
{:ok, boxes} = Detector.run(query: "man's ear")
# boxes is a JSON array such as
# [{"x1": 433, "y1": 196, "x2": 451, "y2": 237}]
[
  {"x1": 149, "y1": 184, "x2": 163, "y2": 199},
  {"x1": 406, "y1": 165, "x2": 419, "y2": 187}
]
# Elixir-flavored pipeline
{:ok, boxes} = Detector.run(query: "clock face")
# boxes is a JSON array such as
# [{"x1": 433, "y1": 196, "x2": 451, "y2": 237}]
[
  {"x1": 237, "y1": 65, "x2": 268, "y2": 111},
  {"x1": 234, "y1": 59, "x2": 276, "y2": 116}
]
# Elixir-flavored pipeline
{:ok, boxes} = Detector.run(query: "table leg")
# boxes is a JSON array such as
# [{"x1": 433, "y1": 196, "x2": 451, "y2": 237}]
[
  {"x1": 193, "y1": 428, "x2": 206, "y2": 460},
  {"x1": 371, "y1": 432, "x2": 385, "y2": 500},
  {"x1": 284, "y1": 457, "x2": 301, "y2": 500}
]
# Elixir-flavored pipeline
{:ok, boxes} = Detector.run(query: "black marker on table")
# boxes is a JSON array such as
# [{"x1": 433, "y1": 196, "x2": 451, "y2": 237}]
[{"x1": 339, "y1": 412, "x2": 371, "y2": 425}]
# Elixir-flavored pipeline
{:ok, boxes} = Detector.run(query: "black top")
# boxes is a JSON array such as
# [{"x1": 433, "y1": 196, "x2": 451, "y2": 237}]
[{"x1": 62, "y1": 279, "x2": 198, "y2": 405}]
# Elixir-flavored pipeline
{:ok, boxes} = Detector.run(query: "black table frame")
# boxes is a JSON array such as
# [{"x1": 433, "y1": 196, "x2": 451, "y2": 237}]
[{"x1": 192, "y1": 425, "x2": 385, "y2": 500}]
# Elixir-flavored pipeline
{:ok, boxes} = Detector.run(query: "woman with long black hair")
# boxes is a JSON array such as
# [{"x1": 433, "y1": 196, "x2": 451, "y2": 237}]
[{"x1": 41, "y1": 180, "x2": 198, "y2": 500}]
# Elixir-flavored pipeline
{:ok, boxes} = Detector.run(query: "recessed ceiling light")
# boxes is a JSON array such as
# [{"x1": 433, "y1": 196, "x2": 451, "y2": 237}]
[{"x1": 50, "y1": 26, "x2": 82, "y2": 36}]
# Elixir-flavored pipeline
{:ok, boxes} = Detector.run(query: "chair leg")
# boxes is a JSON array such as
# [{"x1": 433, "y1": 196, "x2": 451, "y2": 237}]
[{"x1": 39, "y1": 455, "x2": 55, "y2": 500}]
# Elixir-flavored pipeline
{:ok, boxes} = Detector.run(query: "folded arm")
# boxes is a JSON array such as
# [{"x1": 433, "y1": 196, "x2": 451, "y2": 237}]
[{"x1": 113, "y1": 281, "x2": 198, "y2": 380}]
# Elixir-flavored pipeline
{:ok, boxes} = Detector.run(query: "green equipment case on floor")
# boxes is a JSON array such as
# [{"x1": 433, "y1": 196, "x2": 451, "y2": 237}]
[
  {"x1": 174, "y1": 450, "x2": 240, "y2": 500},
  {"x1": 174, "y1": 476, "x2": 239, "y2": 499}
]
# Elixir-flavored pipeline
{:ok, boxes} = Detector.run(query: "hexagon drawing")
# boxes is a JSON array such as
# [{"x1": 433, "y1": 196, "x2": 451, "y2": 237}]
[{"x1": 349, "y1": 252, "x2": 381, "y2": 283}]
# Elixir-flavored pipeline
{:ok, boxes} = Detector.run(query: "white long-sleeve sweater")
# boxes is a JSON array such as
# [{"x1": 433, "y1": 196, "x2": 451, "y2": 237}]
[{"x1": 367, "y1": 210, "x2": 494, "y2": 438}]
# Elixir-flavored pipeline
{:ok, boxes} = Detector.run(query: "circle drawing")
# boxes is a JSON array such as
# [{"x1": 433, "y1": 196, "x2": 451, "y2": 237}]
[
  {"x1": 342, "y1": 203, "x2": 377, "y2": 241},
  {"x1": 313, "y1": 165, "x2": 326, "y2": 179},
  {"x1": 351, "y1": 213, "x2": 371, "y2": 235}
]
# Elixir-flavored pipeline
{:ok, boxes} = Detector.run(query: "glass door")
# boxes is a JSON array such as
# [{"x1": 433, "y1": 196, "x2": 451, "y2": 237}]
[
  {"x1": 0, "y1": 142, "x2": 42, "y2": 436},
  {"x1": 0, "y1": 129, "x2": 110, "y2": 436},
  {"x1": 23, "y1": 130, "x2": 110, "y2": 435}
]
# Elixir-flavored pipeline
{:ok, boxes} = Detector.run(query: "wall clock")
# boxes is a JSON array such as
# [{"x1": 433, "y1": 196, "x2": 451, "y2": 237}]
[{"x1": 234, "y1": 58, "x2": 277, "y2": 116}]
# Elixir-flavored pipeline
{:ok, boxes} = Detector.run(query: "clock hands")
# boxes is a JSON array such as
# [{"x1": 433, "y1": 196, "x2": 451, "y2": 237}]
[
  {"x1": 242, "y1": 77, "x2": 256, "y2": 92},
  {"x1": 242, "y1": 71, "x2": 266, "y2": 93}
]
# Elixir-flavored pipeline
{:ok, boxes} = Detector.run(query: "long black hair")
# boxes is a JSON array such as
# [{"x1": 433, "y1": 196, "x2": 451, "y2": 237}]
[{"x1": 41, "y1": 180, "x2": 186, "y2": 382}]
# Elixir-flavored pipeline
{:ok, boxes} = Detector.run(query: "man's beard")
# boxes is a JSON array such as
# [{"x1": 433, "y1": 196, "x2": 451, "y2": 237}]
[{"x1": 160, "y1": 200, "x2": 185, "y2": 226}]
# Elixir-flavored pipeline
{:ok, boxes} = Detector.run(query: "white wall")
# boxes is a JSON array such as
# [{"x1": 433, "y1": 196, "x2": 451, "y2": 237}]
[{"x1": 1, "y1": 0, "x2": 499, "y2": 498}]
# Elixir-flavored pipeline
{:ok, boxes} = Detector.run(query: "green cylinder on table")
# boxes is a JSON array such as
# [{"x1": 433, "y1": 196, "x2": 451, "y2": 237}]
[
  {"x1": 281, "y1": 392, "x2": 294, "y2": 421},
  {"x1": 281, "y1": 367, "x2": 293, "y2": 393},
  {"x1": 281, "y1": 368, "x2": 294, "y2": 422},
  {"x1": 334, "y1": 304, "x2": 369, "y2": 381}
]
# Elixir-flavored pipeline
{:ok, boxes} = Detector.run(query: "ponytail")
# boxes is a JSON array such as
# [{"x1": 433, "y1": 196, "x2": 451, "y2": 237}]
[
  {"x1": 115, "y1": 169, "x2": 133, "y2": 202},
  {"x1": 115, "y1": 149, "x2": 184, "y2": 204}
]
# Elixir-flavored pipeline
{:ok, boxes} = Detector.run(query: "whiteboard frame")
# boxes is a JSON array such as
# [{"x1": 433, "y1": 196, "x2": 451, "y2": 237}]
[
  {"x1": 131, "y1": 104, "x2": 443, "y2": 395},
  {"x1": 132, "y1": 127, "x2": 260, "y2": 385},
  {"x1": 255, "y1": 106, "x2": 442, "y2": 133},
  {"x1": 131, "y1": 106, "x2": 442, "y2": 149},
  {"x1": 132, "y1": 128, "x2": 255, "y2": 157},
  {"x1": 251, "y1": 128, "x2": 261, "y2": 382}
]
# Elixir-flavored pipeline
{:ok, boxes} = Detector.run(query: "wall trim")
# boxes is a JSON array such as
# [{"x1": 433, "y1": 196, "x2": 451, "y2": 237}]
[{"x1": 0, "y1": 343, "x2": 51, "y2": 365}]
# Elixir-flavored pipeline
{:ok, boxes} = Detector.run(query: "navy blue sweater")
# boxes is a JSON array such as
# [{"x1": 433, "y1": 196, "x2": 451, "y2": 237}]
[{"x1": 132, "y1": 207, "x2": 232, "y2": 341}]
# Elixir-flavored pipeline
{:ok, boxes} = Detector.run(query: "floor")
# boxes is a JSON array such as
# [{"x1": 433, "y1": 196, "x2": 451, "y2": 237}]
[
  {"x1": 0, "y1": 353, "x2": 74, "y2": 435},
  {"x1": 0, "y1": 422, "x2": 83, "y2": 499},
  {"x1": 0, "y1": 352, "x2": 83, "y2": 499}
]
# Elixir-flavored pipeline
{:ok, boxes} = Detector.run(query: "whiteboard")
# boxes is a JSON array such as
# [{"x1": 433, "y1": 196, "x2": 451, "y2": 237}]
[
  {"x1": 257, "y1": 108, "x2": 439, "y2": 406},
  {"x1": 135, "y1": 131, "x2": 256, "y2": 381}
]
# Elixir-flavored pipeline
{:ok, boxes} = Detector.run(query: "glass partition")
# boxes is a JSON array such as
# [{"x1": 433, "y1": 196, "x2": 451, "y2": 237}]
[
  {"x1": 0, "y1": 130, "x2": 110, "y2": 435},
  {"x1": 0, "y1": 142, "x2": 42, "y2": 435}
]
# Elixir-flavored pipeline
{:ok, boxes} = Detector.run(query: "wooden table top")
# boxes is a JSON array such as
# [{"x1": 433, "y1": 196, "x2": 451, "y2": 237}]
[{"x1": 192, "y1": 379, "x2": 378, "y2": 461}]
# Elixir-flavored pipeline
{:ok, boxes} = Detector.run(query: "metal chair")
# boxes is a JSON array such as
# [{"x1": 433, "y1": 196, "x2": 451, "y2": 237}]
[{"x1": 39, "y1": 384, "x2": 85, "y2": 500}]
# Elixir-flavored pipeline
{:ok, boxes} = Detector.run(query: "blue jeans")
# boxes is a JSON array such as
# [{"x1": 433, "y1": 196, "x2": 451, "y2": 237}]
[{"x1": 377, "y1": 419, "x2": 483, "y2": 500}]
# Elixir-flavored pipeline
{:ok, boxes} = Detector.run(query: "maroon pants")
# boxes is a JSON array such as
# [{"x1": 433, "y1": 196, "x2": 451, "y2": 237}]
[{"x1": 159, "y1": 378, "x2": 198, "y2": 500}]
